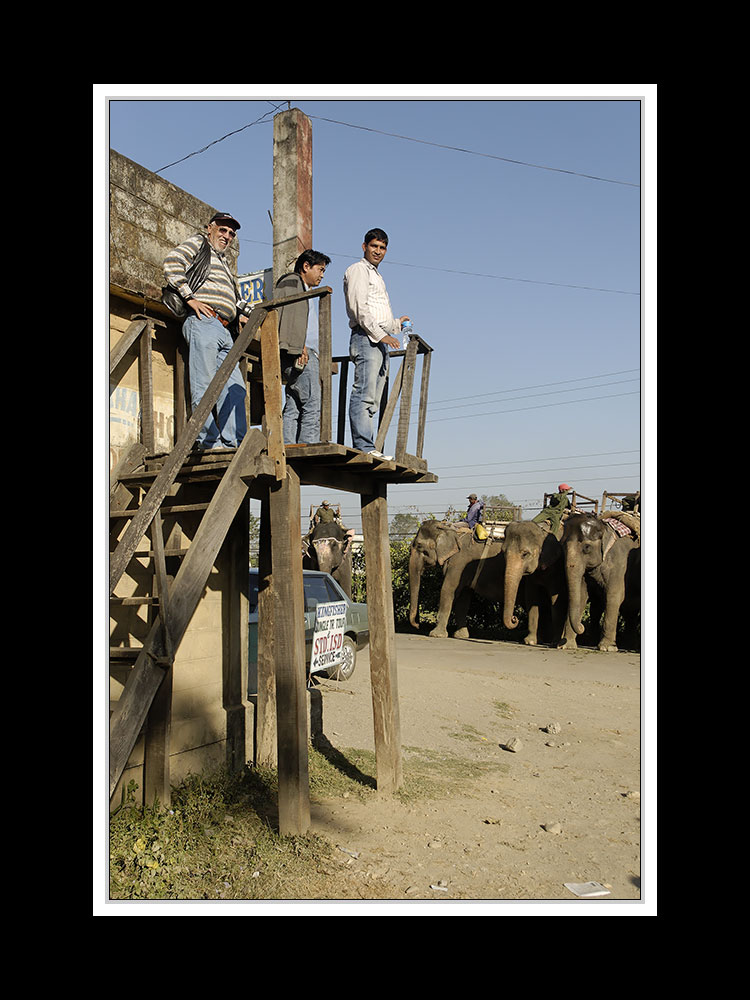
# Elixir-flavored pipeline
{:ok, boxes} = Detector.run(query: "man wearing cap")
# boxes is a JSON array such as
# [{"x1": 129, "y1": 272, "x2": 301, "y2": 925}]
[
  {"x1": 314, "y1": 500, "x2": 337, "y2": 525},
  {"x1": 532, "y1": 483, "x2": 572, "y2": 535},
  {"x1": 163, "y1": 212, "x2": 253, "y2": 450},
  {"x1": 461, "y1": 493, "x2": 485, "y2": 529}
]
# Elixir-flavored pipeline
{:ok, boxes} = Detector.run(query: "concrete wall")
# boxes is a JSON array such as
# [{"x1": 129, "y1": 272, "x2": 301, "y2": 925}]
[{"x1": 109, "y1": 150, "x2": 251, "y2": 809}]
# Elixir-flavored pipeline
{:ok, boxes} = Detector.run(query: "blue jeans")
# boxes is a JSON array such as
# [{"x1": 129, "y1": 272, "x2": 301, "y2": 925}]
[
  {"x1": 348, "y1": 328, "x2": 389, "y2": 452},
  {"x1": 182, "y1": 313, "x2": 247, "y2": 449},
  {"x1": 281, "y1": 349, "x2": 321, "y2": 444}
]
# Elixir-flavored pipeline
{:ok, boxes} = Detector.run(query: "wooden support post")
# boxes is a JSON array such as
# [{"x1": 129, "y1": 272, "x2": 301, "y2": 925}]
[
  {"x1": 139, "y1": 322, "x2": 155, "y2": 454},
  {"x1": 259, "y1": 310, "x2": 286, "y2": 481},
  {"x1": 394, "y1": 337, "x2": 418, "y2": 463},
  {"x1": 360, "y1": 484, "x2": 403, "y2": 794},
  {"x1": 221, "y1": 499, "x2": 252, "y2": 775},
  {"x1": 268, "y1": 465, "x2": 310, "y2": 835},
  {"x1": 416, "y1": 350, "x2": 432, "y2": 459},
  {"x1": 255, "y1": 493, "x2": 277, "y2": 767}
]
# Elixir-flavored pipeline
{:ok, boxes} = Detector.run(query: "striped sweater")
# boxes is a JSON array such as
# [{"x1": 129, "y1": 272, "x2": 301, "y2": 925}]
[{"x1": 163, "y1": 233, "x2": 249, "y2": 321}]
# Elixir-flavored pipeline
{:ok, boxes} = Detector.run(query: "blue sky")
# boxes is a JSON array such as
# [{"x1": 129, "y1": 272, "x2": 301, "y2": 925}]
[{"x1": 100, "y1": 85, "x2": 654, "y2": 532}]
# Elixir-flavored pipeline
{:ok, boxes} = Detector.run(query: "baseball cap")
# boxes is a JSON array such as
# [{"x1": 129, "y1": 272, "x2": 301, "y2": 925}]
[{"x1": 210, "y1": 212, "x2": 241, "y2": 231}]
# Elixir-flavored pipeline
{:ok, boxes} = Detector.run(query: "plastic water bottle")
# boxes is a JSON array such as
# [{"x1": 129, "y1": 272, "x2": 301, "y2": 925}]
[{"x1": 401, "y1": 319, "x2": 413, "y2": 349}]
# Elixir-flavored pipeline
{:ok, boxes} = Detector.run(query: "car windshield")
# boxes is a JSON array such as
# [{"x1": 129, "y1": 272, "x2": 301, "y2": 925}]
[{"x1": 248, "y1": 573, "x2": 345, "y2": 615}]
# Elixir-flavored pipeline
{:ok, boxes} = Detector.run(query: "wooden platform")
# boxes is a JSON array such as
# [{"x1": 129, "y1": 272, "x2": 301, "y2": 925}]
[{"x1": 120, "y1": 442, "x2": 438, "y2": 495}]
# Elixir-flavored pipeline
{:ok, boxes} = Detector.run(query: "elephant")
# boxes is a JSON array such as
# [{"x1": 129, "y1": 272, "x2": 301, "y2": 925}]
[
  {"x1": 409, "y1": 519, "x2": 547, "y2": 643},
  {"x1": 560, "y1": 513, "x2": 640, "y2": 651},
  {"x1": 501, "y1": 519, "x2": 576, "y2": 647},
  {"x1": 302, "y1": 520, "x2": 353, "y2": 598}
]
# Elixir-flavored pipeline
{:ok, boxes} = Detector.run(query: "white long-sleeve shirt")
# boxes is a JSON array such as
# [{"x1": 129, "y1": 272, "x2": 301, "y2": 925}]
[{"x1": 343, "y1": 258, "x2": 400, "y2": 343}]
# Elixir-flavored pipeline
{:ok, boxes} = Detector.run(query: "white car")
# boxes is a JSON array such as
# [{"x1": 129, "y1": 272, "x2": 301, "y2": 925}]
[{"x1": 248, "y1": 570, "x2": 369, "y2": 681}]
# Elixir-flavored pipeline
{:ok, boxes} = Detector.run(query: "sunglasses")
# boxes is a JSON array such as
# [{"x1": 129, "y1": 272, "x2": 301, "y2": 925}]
[{"x1": 213, "y1": 225, "x2": 236, "y2": 238}]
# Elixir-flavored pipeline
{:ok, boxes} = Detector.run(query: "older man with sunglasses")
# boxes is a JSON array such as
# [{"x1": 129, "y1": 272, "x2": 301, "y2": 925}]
[{"x1": 163, "y1": 212, "x2": 254, "y2": 451}]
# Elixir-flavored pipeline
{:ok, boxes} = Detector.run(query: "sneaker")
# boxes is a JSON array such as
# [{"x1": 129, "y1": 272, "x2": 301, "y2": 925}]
[{"x1": 368, "y1": 450, "x2": 393, "y2": 460}]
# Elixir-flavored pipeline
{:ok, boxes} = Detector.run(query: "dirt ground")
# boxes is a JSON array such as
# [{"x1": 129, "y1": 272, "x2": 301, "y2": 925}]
[{"x1": 304, "y1": 631, "x2": 648, "y2": 914}]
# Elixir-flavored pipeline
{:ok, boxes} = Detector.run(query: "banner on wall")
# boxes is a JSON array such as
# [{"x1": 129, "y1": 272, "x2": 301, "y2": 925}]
[{"x1": 238, "y1": 268, "x2": 272, "y2": 307}]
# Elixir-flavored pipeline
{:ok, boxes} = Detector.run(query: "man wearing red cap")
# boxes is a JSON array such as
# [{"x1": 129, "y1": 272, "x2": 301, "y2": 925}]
[
  {"x1": 532, "y1": 483, "x2": 572, "y2": 534},
  {"x1": 163, "y1": 212, "x2": 254, "y2": 450}
]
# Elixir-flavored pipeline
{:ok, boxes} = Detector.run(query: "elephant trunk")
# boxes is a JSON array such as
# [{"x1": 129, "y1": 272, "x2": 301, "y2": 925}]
[
  {"x1": 408, "y1": 545, "x2": 423, "y2": 628},
  {"x1": 503, "y1": 559, "x2": 524, "y2": 629},
  {"x1": 566, "y1": 556, "x2": 586, "y2": 635}
]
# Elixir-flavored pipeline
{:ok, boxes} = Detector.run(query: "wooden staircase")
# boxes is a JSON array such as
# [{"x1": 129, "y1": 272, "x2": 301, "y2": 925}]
[{"x1": 109, "y1": 303, "x2": 284, "y2": 801}]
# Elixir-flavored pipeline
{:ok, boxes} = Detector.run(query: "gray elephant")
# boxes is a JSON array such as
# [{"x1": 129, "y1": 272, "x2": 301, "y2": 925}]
[
  {"x1": 302, "y1": 520, "x2": 353, "y2": 598},
  {"x1": 409, "y1": 519, "x2": 544, "y2": 642},
  {"x1": 501, "y1": 520, "x2": 575, "y2": 647},
  {"x1": 561, "y1": 513, "x2": 640, "y2": 651}
]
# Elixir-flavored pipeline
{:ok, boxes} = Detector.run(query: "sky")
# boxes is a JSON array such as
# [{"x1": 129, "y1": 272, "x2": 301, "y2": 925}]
[{"x1": 99, "y1": 85, "x2": 655, "y2": 535}]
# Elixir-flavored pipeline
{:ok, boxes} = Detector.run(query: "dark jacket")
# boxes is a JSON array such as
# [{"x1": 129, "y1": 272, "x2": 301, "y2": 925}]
[{"x1": 276, "y1": 272, "x2": 309, "y2": 355}]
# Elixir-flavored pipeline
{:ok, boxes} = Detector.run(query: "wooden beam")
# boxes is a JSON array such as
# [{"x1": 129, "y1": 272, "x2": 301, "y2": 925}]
[
  {"x1": 268, "y1": 466, "x2": 310, "y2": 835},
  {"x1": 139, "y1": 323, "x2": 155, "y2": 454},
  {"x1": 255, "y1": 493, "x2": 277, "y2": 767},
  {"x1": 109, "y1": 317, "x2": 148, "y2": 375},
  {"x1": 221, "y1": 499, "x2": 252, "y2": 775},
  {"x1": 394, "y1": 337, "x2": 418, "y2": 463},
  {"x1": 360, "y1": 484, "x2": 403, "y2": 794},
  {"x1": 416, "y1": 350, "x2": 431, "y2": 459},
  {"x1": 259, "y1": 310, "x2": 286, "y2": 481}
]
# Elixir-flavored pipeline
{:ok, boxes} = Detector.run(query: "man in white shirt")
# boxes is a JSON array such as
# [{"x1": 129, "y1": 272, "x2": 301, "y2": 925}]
[{"x1": 344, "y1": 229, "x2": 409, "y2": 458}]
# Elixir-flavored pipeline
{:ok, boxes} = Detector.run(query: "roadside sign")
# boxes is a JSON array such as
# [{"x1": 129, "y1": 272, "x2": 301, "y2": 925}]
[{"x1": 310, "y1": 601, "x2": 347, "y2": 674}]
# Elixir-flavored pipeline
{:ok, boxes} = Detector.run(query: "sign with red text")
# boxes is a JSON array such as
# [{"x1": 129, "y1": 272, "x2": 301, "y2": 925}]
[{"x1": 310, "y1": 601, "x2": 347, "y2": 674}]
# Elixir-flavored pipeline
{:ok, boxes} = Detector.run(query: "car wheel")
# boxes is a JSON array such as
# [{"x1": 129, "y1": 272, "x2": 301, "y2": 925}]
[{"x1": 327, "y1": 636, "x2": 357, "y2": 681}]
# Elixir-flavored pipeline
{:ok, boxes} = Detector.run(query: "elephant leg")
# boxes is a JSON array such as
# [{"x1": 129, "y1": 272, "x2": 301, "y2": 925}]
[
  {"x1": 559, "y1": 579, "x2": 587, "y2": 650},
  {"x1": 599, "y1": 581, "x2": 625, "y2": 651},
  {"x1": 524, "y1": 601, "x2": 540, "y2": 645},
  {"x1": 430, "y1": 575, "x2": 460, "y2": 637},
  {"x1": 451, "y1": 587, "x2": 473, "y2": 639}
]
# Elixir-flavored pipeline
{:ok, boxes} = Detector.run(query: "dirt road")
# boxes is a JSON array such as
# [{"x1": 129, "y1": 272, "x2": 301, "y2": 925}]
[{"x1": 307, "y1": 632, "x2": 647, "y2": 912}]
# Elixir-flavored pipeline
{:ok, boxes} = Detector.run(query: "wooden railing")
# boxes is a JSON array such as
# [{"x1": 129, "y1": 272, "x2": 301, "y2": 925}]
[
  {"x1": 334, "y1": 333, "x2": 433, "y2": 465},
  {"x1": 110, "y1": 288, "x2": 433, "y2": 475}
]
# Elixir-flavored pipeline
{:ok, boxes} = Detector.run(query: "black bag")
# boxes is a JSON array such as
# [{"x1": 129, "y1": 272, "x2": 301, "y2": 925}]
[{"x1": 161, "y1": 236, "x2": 213, "y2": 319}]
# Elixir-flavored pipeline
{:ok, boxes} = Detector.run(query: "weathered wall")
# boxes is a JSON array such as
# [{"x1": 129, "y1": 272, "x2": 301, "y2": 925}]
[
  {"x1": 109, "y1": 149, "x2": 239, "y2": 304},
  {"x1": 109, "y1": 151, "x2": 251, "y2": 809}
]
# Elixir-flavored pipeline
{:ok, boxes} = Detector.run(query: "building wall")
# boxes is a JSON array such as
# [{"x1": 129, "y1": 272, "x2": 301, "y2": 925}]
[{"x1": 109, "y1": 150, "x2": 251, "y2": 809}]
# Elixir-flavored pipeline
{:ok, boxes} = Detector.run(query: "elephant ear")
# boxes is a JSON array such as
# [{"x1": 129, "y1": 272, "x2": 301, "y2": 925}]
[{"x1": 435, "y1": 529, "x2": 460, "y2": 566}]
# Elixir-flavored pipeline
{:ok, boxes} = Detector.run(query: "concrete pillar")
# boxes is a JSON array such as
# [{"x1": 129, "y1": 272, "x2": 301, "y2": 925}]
[{"x1": 272, "y1": 108, "x2": 313, "y2": 285}]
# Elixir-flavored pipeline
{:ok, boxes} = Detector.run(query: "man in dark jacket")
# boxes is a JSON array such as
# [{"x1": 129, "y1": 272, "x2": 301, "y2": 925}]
[
  {"x1": 276, "y1": 249, "x2": 331, "y2": 444},
  {"x1": 461, "y1": 493, "x2": 485, "y2": 528}
]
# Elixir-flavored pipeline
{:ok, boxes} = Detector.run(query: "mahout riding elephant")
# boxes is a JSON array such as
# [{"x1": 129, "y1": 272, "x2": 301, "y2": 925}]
[
  {"x1": 302, "y1": 520, "x2": 353, "y2": 598},
  {"x1": 501, "y1": 520, "x2": 576, "y2": 647},
  {"x1": 560, "y1": 513, "x2": 640, "y2": 651}
]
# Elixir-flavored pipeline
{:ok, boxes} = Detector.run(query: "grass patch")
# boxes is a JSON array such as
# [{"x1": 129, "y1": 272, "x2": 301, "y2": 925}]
[
  {"x1": 109, "y1": 742, "x2": 507, "y2": 901},
  {"x1": 493, "y1": 700, "x2": 514, "y2": 719}
]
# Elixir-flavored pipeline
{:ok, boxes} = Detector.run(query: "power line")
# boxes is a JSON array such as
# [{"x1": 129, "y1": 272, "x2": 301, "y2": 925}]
[
  {"x1": 423, "y1": 378, "x2": 639, "y2": 416},
  {"x1": 431, "y1": 448, "x2": 639, "y2": 471},
  {"x1": 419, "y1": 369, "x2": 640, "y2": 410},
  {"x1": 153, "y1": 105, "x2": 282, "y2": 174},
  {"x1": 427, "y1": 390, "x2": 639, "y2": 422},
  {"x1": 308, "y1": 115, "x2": 640, "y2": 188}
]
